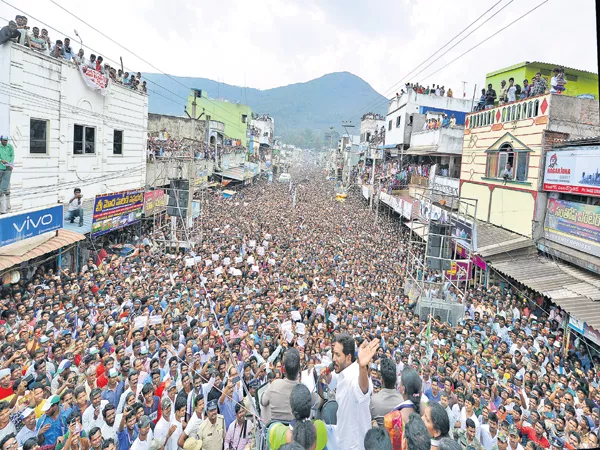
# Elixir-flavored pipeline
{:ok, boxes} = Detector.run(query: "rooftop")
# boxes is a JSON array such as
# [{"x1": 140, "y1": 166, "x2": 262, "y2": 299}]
[{"x1": 486, "y1": 61, "x2": 598, "y2": 78}]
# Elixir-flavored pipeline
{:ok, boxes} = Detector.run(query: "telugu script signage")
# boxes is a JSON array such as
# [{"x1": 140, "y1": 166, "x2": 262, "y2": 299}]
[
  {"x1": 78, "y1": 65, "x2": 109, "y2": 96},
  {"x1": 144, "y1": 190, "x2": 165, "y2": 216},
  {"x1": 544, "y1": 198, "x2": 600, "y2": 258},
  {"x1": 543, "y1": 148, "x2": 600, "y2": 197},
  {"x1": 0, "y1": 205, "x2": 63, "y2": 247},
  {"x1": 92, "y1": 189, "x2": 144, "y2": 237}
]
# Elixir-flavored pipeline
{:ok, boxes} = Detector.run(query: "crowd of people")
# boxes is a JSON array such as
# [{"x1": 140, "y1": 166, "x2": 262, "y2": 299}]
[
  {"x1": 0, "y1": 164, "x2": 598, "y2": 450},
  {"x1": 146, "y1": 135, "x2": 246, "y2": 163},
  {"x1": 475, "y1": 71, "x2": 560, "y2": 112},
  {"x1": 398, "y1": 84, "x2": 455, "y2": 98},
  {"x1": 422, "y1": 115, "x2": 457, "y2": 131},
  {"x1": 0, "y1": 16, "x2": 147, "y2": 93}
]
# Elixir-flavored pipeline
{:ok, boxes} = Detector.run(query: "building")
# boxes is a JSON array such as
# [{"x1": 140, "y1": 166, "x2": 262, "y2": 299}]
[
  {"x1": 486, "y1": 62, "x2": 599, "y2": 99},
  {"x1": 186, "y1": 89, "x2": 252, "y2": 145},
  {"x1": 538, "y1": 137, "x2": 600, "y2": 274},
  {"x1": 359, "y1": 113, "x2": 385, "y2": 145},
  {"x1": 250, "y1": 114, "x2": 275, "y2": 148},
  {"x1": 146, "y1": 113, "x2": 221, "y2": 188},
  {"x1": 460, "y1": 93, "x2": 600, "y2": 238},
  {"x1": 0, "y1": 42, "x2": 148, "y2": 213},
  {"x1": 0, "y1": 41, "x2": 149, "y2": 276},
  {"x1": 384, "y1": 90, "x2": 474, "y2": 148}
]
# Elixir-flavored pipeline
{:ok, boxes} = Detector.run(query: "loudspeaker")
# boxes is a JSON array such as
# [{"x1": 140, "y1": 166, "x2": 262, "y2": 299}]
[{"x1": 167, "y1": 179, "x2": 189, "y2": 218}]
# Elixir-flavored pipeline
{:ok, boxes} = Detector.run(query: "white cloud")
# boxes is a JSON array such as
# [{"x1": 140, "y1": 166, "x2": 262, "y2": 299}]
[{"x1": 2, "y1": 0, "x2": 597, "y2": 103}]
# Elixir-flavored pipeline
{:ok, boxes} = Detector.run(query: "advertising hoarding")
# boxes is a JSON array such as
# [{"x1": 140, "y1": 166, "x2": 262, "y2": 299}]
[
  {"x1": 543, "y1": 148, "x2": 600, "y2": 197},
  {"x1": 92, "y1": 189, "x2": 144, "y2": 237}
]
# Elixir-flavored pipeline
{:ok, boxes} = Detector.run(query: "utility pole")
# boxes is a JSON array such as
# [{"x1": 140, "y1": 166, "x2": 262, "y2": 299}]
[
  {"x1": 187, "y1": 93, "x2": 199, "y2": 232},
  {"x1": 461, "y1": 81, "x2": 467, "y2": 98}
]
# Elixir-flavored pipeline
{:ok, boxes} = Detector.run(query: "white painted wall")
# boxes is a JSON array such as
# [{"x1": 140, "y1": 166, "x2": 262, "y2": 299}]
[
  {"x1": 359, "y1": 117, "x2": 385, "y2": 144},
  {"x1": 385, "y1": 91, "x2": 473, "y2": 147},
  {"x1": 251, "y1": 116, "x2": 275, "y2": 146},
  {"x1": 0, "y1": 43, "x2": 148, "y2": 212}
]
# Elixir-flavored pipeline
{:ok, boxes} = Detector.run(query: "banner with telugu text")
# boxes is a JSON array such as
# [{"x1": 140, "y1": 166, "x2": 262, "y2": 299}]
[
  {"x1": 92, "y1": 189, "x2": 145, "y2": 237},
  {"x1": 78, "y1": 65, "x2": 109, "y2": 96}
]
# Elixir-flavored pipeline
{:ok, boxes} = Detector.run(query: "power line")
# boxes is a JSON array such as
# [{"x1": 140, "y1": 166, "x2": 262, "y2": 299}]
[
  {"x1": 360, "y1": 0, "x2": 518, "y2": 115},
  {"x1": 414, "y1": 0, "x2": 549, "y2": 84},
  {"x1": 351, "y1": 0, "x2": 506, "y2": 116},
  {"x1": 47, "y1": 0, "x2": 250, "y2": 128}
]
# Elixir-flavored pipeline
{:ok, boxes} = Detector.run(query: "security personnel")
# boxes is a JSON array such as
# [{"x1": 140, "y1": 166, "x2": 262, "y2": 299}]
[
  {"x1": 196, "y1": 400, "x2": 225, "y2": 450},
  {"x1": 491, "y1": 432, "x2": 509, "y2": 450}
]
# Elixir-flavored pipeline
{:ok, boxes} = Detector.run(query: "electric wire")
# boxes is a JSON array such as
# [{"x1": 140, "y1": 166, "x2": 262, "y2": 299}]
[
  {"x1": 47, "y1": 0, "x2": 252, "y2": 126},
  {"x1": 354, "y1": 0, "x2": 506, "y2": 116},
  {"x1": 415, "y1": 0, "x2": 550, "y2": 84}
]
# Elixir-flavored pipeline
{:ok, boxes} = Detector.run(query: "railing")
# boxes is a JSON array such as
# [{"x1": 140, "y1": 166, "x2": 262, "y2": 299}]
[
  {"x1": 409, "y1": 174, "x2": 430, "y2": 187},
  {"x1": 468, "y1": 94, "x2": 549, "y2": 129}
]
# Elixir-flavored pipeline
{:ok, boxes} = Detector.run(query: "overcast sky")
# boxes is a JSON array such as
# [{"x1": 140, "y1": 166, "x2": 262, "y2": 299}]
[{"x1": 2, "y1": 0, "x2": 598, "y2": 103}]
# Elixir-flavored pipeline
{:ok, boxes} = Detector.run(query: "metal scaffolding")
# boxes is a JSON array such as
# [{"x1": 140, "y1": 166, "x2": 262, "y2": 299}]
[{"x1": 405, "y1": 187, "x2": 478, "y2": 325}]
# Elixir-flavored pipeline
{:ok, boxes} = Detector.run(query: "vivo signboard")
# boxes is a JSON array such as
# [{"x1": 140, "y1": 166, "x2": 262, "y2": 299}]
[
  {"x1": 0, "y1": 205, "x2": 64, "y2": 247},
  {"x1": 543, "y1": 147, "x2": 600, "y2": 197}
]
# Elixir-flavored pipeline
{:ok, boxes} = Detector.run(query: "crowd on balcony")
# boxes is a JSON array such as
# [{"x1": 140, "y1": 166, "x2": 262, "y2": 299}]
[
  {"x1": 0, "y1": 16, "x2": 147, "y2": 93},
  {"x1": 146, "y1": 135, "x2": 246, "y2": 163},
  {"x1": 422, "y1": 114, "x2": 457, "y2": 131},
  {"x1": 474, "y1": 70, "x2": 564, "y2": 111}
]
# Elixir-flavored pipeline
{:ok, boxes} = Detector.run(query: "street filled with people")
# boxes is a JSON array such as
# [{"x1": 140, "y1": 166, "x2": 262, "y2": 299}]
[{"x1": 0, "y1": 164, "x2": 599, "y2": 450}]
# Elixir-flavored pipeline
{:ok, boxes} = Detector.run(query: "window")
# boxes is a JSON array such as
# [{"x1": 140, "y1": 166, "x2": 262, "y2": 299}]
[
  {"x1": 396, "y1": 116, "x2": 401, "y2": 128},
  {"x1": 388, "y1": 120, "x2": 392, "y2": 131},
  {"x1": 241, "y1": 114, "x2": 247, "y2": 124},
  {"x1": 486, "y1": 143, "x2": 529, "y2": 181},
  {"x1": 113, "y1": 130, "x2": 123, "y2": 155},
  {"x1": 30, "y1": 118, "x2": 48, "y2": 154},
  {"x1": 74, "y1": 125, "x2": 95, "y2": 155},
  {"x1": 366, "y1": 132, "x2": 371, "y2": 142}
]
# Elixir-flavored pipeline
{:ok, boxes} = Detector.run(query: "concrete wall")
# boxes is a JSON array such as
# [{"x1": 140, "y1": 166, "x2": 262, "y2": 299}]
[
  {"x1": 148, "y1": 113, "x2": 206, "y2": 141},
  {"x1": 0, "y1": 42, "x2": 147, "y2": 212},
  {"x1": 410, "y1": 127, "x2": 465, "y2": 155},
  {"x1": 385, "y1": 91, "x2": 474, "y2": 147},
  {"x1": 187, "y1": 90, "x2": 251, "y2": 144},
  {"x1": 360, "y1": 117, "x2": 385, "y2": 143},
  {"x1": 486, "y1": 62, "x2": 599, "y2": 100}
]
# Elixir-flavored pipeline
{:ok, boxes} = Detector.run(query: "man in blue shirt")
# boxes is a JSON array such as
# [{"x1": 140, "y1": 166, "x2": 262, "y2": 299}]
[
  {"x1": 117, "y1": 411, "x2": 138, "y2": 450},
  {"x1": 37, "y1": 395, "x2": 66, "y2": 446},
  {"x1": 101, "y1": 368, "x2": 125, "y2": 408}
]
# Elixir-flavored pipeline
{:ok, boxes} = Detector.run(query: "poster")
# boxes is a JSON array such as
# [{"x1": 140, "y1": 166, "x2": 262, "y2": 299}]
[
  {"x1": 544, "y1": 198, "x2": 600, "y2": 258},
  {"x1": 92, "y1": 189, "x2": 144, "y2": 237},
  {"x1": 543, "y1": 148, "x2": 600, "y2": 197},
  {"x1": 144, "y1": 190, "x2": 165, "y2": 216}
]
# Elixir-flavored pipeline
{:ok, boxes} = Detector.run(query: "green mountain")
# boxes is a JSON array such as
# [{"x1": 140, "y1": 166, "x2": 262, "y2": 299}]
[{"x1": 142, "y1": 71, "x2": 388, "y2": 147}]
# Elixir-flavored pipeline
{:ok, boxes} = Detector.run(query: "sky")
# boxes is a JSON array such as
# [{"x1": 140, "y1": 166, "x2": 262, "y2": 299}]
[{"x1": 1, "y1": 0, "x2": 598, "y2": 103}]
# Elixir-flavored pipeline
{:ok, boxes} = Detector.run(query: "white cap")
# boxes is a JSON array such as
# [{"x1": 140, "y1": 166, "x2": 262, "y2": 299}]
[
  {"x1": 0, "y1": 369, "x2": 10, "y2": 379},
  {"x1": 21, "y1": 407, "x2": 35, "y2": 419}
]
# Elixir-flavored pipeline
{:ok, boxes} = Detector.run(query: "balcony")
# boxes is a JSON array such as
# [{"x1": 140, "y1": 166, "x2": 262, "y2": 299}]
[
  {"x1": 146, "y1": 158, "x2": 215, "y2": 188},
  {"x1": 467, "y1": 94, "x2": 550, "y2": 130},
  {"x1": 408, "y1": 127, "x2": 465, "y2": 155}
]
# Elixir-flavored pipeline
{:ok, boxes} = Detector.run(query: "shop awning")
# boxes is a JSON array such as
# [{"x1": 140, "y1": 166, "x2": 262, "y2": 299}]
[
  {"x1": 475, "y1": 222, "x2": 535, "y2": 258},
  {"x1": 487, "y1": 248, "x2": 600, "y2": 329},
  {"x1": 215, "y1": 166, "x2": 245, "y2": 181},
  {"x1": 0, "y1": 229, "x2": 86, "y2": 271}
]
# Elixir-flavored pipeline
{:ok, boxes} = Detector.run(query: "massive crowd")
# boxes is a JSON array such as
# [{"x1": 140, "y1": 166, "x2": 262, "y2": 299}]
[
  {"x1": 0, "y1": 163, "x2": 598, "y2": 450},
  {"x1": 0, "y1": 16, "x2": 147, "y2": 93}
]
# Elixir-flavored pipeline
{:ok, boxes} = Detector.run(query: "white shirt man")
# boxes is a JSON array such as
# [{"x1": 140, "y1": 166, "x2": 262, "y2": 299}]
[
  {"x1": 329, "y1": 361, "x2": 373, "y2": 450},
  {"x1": 82, "y1": 399, "x2": 109, "y2": 432},
  {"x1": 478, "y1": 422, "x2": 498, "y2": 450}
]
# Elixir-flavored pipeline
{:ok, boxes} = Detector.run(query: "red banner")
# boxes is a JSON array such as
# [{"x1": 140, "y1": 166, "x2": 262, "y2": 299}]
[{"x1": 79, "y1": 65, "x2": 109, "y2": 96}]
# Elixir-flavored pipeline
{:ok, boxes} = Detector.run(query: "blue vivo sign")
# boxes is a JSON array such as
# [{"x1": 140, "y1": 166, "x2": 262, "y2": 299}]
[{"x1": 0, "y1": 205, "x2": 64, "y2": 247}]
